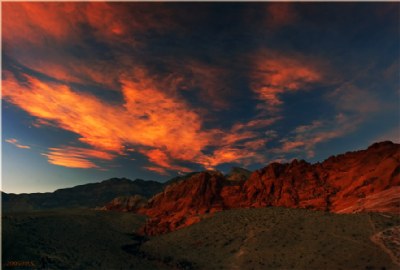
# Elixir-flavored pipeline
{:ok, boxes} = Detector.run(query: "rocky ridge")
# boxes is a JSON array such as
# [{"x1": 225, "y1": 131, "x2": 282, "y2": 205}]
[{"x1": 136, "y1": 141, "x2": 400, "y2": 235}]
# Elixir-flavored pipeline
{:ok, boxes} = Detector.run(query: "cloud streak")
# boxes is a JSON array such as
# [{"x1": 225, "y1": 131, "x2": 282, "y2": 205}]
[
  {"x1": 251, "y1": 50, "x2": 322, "y2": 112},
  {"x1": 3, "y1": 2, "x2": 395, "y2": 176},
  {"x1": 2, "y1": 2, "x2": 178, "y2": 88},
  {"x1": 42, "y1": 147, "x2": 115, "y2": 169},
  {"x1": 5, "y1": 138, "x2": 31, "y2": 149},
  {"x1": 3, "y1": 66, "x2": 286, "y2": 171},
  {"x1": 273, "y1": 114, "x2": 361, "y2": 159},
  {"x1": 3, "y1": 70, "x2": 276, "y2": 171}
]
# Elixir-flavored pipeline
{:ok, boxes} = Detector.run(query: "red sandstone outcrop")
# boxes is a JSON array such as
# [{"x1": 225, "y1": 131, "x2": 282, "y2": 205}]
[
  {"x1": 138, "y1": 171, "x2": 227, "y2": 235},
  {"x1": 137, "y1": 141, "x2": 399, "y2": 235},
  {"x1": 101, "y1": 195, "x2": 147, "y2": 212}
]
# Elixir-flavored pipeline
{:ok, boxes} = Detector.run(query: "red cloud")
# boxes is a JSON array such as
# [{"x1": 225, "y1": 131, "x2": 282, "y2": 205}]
[
  {"x1": 3, "y1": 72, "x2": 125, "y2": 152},
  {"x1": 280, "y1": 141, "x2": 306, "y2": 152},
  {"x1": 251, "y1": 50, "x2": 322, "y2": 112},
  {"x1": 3, "y1": 2, "x2": 172, "y2": 46},
  {"x1": 3, "y1": 3, "x2": 298, "y2": 172},
  {"x1": 144, "y1": 166, "x2": 169, "y2": 176},
  {"x1": 197, "y1": 146, "x2": 267, "y2": 170},
  {"x1": 43, "y1": 146, "x2": 115, "y2": 169},
  {"x1": 2, "y1": 71, "x2": 207, "y2": 170},
  {"x1": 5, "y1": 138, "x2": 31, "y2": 149},
  {"x1": 231, "y1": 117, "x2": 281, "y2": 132},
  {"x1": 3, "y1": 70, "x2": 279, "y2": 171},
  {"x1": 3, "y1": 3, "x2": 82, "y2": 45},
  {"x1": 2, "y1": 3, "x2": 177, "y2": 88},
  {"x1": 141, "y1": 149, "x2": 192, "y2": 173}
]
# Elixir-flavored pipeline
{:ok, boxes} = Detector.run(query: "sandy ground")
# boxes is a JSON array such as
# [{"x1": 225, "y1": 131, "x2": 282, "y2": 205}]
[{"x1": 3, "y1": 207, "x2": 399, "y2": 269}]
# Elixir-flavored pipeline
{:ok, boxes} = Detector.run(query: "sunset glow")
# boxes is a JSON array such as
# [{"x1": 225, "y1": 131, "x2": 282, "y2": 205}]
[{"x1": 2, "y1": 2, "x2": 398, "y2": 193}]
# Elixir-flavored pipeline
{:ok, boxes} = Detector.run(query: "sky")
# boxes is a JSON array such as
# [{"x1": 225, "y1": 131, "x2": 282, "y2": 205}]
[{"x1": 2, "y1": 2, "x2": 399, "y2": 194}]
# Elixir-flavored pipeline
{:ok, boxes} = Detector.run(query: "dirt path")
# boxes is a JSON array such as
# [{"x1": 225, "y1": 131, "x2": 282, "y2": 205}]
[
  {"x1": 230, "y1": 227, "x2": 258, "y2": 270},
  {"x1": 370, "y1": 226, "x2": 400, "y2": 267}
]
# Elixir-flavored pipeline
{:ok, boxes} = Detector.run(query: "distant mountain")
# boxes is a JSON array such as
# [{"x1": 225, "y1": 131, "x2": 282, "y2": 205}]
[
  {"x1": 163, "y1": 171, "x2": 200, "y2": 186},
  {"x1": 2, "y1": 178, "x2": 163, "y2": 212},
  {"x1": 138, "y1": 141, "x2": 400, "y2": 235},
  {"x1": 225, "y1": 167, "x2": 251, "y2": 182}
]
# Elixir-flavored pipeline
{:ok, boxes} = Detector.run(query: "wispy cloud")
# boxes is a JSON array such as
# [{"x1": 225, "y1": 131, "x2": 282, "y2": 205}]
[
  {"x1": 3, "y1": 3, "x2": 295, "y2": 173},
  {"x1": 251, "y1": 50, "x2": 322, "y2": 113},
  {"x1": 328, "y1": 83, "x2": 382, "y2": 114},
  {"x1": 273, "y1": 115, "x2": 360, "y2": 158},
  {"x1": 3, "y1": 2, "x2": 177, "y2": 88},
  {"x1": 5, "y1": 138, "x2": 31, "y2": 149},
  {"x1": 140, "y1": 149, "x2": 192, "y2": 173},
  {"x1": 4, "y1": 2, "x2": 393, "y2": 175},
  {"x1": 42, "y1": 146, "x2": 115, "y2": 169},
  {"x1": 144, "y1": 166, "x2": 169, "y2": 176},
  {"x1": 3, "y1": 69, "x2": 283, "y2": 172}
]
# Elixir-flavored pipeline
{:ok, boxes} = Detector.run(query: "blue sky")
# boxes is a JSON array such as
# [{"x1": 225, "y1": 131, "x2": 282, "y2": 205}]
[{"x1": 2, "y1": 2, "x2": 399, "y2": 193}]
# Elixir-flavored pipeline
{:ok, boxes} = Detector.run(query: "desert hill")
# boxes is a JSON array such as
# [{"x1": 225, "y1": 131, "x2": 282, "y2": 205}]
[{"x1": 140, "y1": 207, "x2": 400, "y2": 269}]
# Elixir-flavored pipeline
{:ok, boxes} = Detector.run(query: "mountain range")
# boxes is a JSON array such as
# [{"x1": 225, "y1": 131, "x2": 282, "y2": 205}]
[
  {"x1": 136, "y1": 141, "x2": 399, "y2": 235},
  {"x1": 2, "y1": 141, "x2": 399, "y2": 236},
  {"x1": 2, "y1": 178, "x2": 163, "y2": 212}
]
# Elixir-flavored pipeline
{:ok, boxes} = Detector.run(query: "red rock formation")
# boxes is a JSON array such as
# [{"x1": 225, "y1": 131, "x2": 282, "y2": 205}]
[
  {"x1": 326, "y1": 141, "x2": 400, "y2": 212},
  {"x1": 240, "y1": 160, "x2": 333, "y2": 210},
  {"x1": 137, "y1": 141, "x2": 400, "y2": 235},
  {"x1": 138, "y1": 171, "x2": 226, "y2": 235},
  {"x1": 101, "y1": 195, "x2": 147, "y2": 212}
]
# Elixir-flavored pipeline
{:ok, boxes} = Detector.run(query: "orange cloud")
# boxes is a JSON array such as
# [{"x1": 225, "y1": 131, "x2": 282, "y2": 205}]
[
  {"x1": 5, "y1": 138, "x2": 31, "y2": 149},
  {"x1": 141, "y1": 149, "x2": 192, "y2": 173},
  {"x1": 3, "y1": 71, "x2": 209, "y2": 169},
  {"x1": 190, "y1": 116, "x2": 282, "y2": 169},
  {"x1": 42, "y1": 146, "x2": 115, "y2": 169},
  {"x1": 144, "y1": 166, "x2": 169, "y2": 176},
  {"x1": 3, "y1": 2, "x2": 171, "y2": 46},
  {"x1": 2, "y1": 3, "x2": 177, "y2": 88},
  {"x1": 3, "y1": 69, "x2": 280, "y2": 171},
  {"x1": 3, "y1": 3, "x2": 82, "y2": 45},
  {"x1": 280, "y1": 141, "x2": 306, "y2": 152},
  {"x1": 120, "y1": 73, "x2": 211, "y2": 158},
  {"x1": 251, "y1": 50, "x2": 322, "y2": 112},
  {"x1": 198, "y1": 146, "x2": 267, "y2": 170},
  {"x1": 197, "y1": 148, "x2": 246, "y2": 170},
  {"x1": 3, "y1": 72, "x2": 125, "y2": 152},
  {"x1": 231, "y1": 117, "x2": 281, "y2": 132},
  {"x1": 3, "y1": 3, "x2": 288, "y2": 172}
]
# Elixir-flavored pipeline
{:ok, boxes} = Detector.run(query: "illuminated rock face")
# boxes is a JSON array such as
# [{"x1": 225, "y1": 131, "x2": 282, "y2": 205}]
[
  {"x1": 138, "y1": 171, "x2": 227, "y2": 235},
  {"x1": 137, "y1": 141, "x2": 400, "y2": 235},
  {"x1": 101, "y1": 195, "x2": 147, "y2": 212}
]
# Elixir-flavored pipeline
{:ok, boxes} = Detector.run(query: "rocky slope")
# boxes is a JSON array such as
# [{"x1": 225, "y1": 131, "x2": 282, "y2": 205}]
[
  {"x1": 100, "y1": 195, "x2": 148, "y2": 212},
  {"x1": 138, "y1": 171, "x2": 228, "y2": 235},
  {"x1": 138, "y1": 141, "x2": 400, "y2": 235}
]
